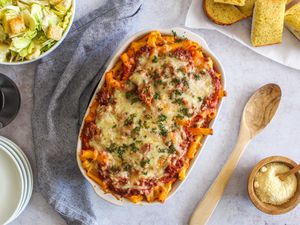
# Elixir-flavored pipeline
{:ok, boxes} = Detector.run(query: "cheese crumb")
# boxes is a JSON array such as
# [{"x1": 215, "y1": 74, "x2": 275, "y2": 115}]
[
  {"x1": 260, "y1": 166, "x2": 267, "y2": 172},
  {"x1": 254, "y1": 162, "x2": 297, "y2": 205}
]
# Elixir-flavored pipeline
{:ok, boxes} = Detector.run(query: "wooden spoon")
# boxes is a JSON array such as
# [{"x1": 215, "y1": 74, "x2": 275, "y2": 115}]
[
  {"x1": 278, "y1": 164, "x2": 300, "y2": 181},
  {"x1": 189, "y1": 84, "x2": 281, "y2": 225}
]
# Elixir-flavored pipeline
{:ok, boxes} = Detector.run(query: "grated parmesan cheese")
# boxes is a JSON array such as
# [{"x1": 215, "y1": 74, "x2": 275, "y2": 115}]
[{"x1": 254, "y1": 162, "x2": 297, "y2": 205}]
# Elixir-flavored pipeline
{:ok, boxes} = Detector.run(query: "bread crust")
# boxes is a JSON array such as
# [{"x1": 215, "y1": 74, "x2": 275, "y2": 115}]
[
  {"x1": 214, "y1": 0, "x2": 246, "y2": 6},
  {"x1": 203, "y1": 0, "x2": 247, "y2": 25},
  {"x1": 252, "y1": 41, "x2": 281, "y2": 47}
]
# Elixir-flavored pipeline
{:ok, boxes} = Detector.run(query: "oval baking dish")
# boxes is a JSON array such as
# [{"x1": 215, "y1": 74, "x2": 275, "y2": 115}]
[{"x1": 76, "y1": 27, "x2": 226, "y2": 205}]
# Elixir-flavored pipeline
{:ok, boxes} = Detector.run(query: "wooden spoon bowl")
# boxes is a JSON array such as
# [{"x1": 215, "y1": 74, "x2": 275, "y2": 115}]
[{"x1": 248, "y1": 156, "x2": 300, "y2": 215}]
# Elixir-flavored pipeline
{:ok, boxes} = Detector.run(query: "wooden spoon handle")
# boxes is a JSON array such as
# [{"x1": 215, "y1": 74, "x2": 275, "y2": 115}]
[
  {"x1": 189, "y1": 130, "x2": 250, "y2": 225},
  {"x1": 278, "y1": 164, "x2": 300, "y2": 180}
]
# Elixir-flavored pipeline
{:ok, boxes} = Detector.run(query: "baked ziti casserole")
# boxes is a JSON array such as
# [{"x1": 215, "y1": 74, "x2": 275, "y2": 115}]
[{"x1": 79, "y1": 30, "x2": 226, "y2": 203}]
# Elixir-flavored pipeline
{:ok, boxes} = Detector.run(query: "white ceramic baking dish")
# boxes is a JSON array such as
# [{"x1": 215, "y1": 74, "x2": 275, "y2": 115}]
[{"x1": 76, "y1": 27, "x2": 226, "y2": 206}]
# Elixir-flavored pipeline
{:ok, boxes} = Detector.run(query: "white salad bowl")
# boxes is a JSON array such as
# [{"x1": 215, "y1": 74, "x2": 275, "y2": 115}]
[
  {"x1": 0, "y1": 0, "x2": 76, "y2": 65},
  {"x1": 76, "y1": 27, "x2": 226, "y2": 206}
]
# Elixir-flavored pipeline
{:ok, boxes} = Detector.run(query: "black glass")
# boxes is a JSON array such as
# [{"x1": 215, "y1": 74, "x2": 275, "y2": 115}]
[{"x1": 0, "y1": 73, "x2": 20, "y2": 128}]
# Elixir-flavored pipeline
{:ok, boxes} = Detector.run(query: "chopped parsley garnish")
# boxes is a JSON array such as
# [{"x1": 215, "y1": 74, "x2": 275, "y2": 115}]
[
  {"x1": 140, "y1": 159, "x2": 150, "y2": 168},
  {"x1": 174, "y1": 89, "x2": 182, "y2": 96},
  {"x1": 158, "y1": 122, "x2": 168, "y2": 136},
  {"x1": 154, "y1": 92, "x2": 160, "y2": 100},
  {"x1": 158, "y1": 148, "x2": 166, "y2": 153},
  {"x1": 151, "y1": 71, "x2": 160, "y2": 79},
  {"x1": 171, "y1": 78, "x2": 181, "y2": 85},
  {"x1": 151, "y1": 127, "x2": 157, "y2": 133},
  {"x1": 124, "y1": 164, "x2": 132, "y2": 171},
  {"x1": 125, "y1": 91, "x2": 140, "y2": 104},
  {"x1": 125, "y1": 91, "x2": 132, "y2": 99},
  {"x1": 138, "y1": 119, "x2": 142, "y2": 126},
  {"x1": 144, "y1": 114, "x2": 152, "y2": 119},
  {"x1": 112, "y1": 124, "x2": 117, "y2": 128},
  {"x1": 143, "y1": 120, "x2": 150, "y2": 129},
  {"x1": 117, "y1": 145, "x2": 126, "y2": 158},
  {"x1": 110, "y1": 165, "x2": 118, "y2": 173},
  {"x1": 107, "y1": 143, "x2": 117, "y2": 153},
  {"x1": 154, "y1": 79, "x2": 163, "y2": 87},
  {"x1": 182, "y1": 77, "x2": 189, "y2": 87},
  {"x1": 194, "y1": 74, "x2": 201, "y2": 80},
  {"x1": 131, "y1": 126, "x2": 141, "y2": 135},
  {"x1": 198, "y1": 96, "x2": 203, "y2": 102},
  {"x1": 130, "y1": 143, "x2": 139, "y2": 152},
  {"x1": 152, "y1": 56, "x2": 158, "y2": 63},
  {"x1": 158, "y1": 114, "x2": 167, "y2": 122},
  {"x1": 180, "y1": 107, "x2": 190, "y2": 117},
  {"x1": 173, "y1": 98, "x2": 184, "y2": 105},
  {"x1": 142, "y1": 171, "x2": 148, "y2": 175},
  {"x1": 168, "y1": 144, "x2": 176, "y2": 154},
  {"x1": 124, "y1": 113, "x2": 136, "y2": 126},
  {"x1": 175, "y1": 114, "x2": 184, "y2": 119},
  {"x1": 126, "y1": 80, "x2": 133, "y2": 85},
  {"x1": 172, "y1": 30, "x2": 177, "y2": 37},
  {"x1": 200, "y1": 70, "x2": 206, "y2": 75}
]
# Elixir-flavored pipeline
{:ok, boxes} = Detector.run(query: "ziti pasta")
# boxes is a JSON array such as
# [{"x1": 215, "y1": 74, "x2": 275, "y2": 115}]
[{"x1": 79, "y1": 30, "x2": 225, "y2": 203}]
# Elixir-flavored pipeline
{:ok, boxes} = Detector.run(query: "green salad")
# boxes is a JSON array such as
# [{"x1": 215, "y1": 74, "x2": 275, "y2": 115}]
[{"x1": 0, "y1": 0, "x2": 73, "y2": 62}]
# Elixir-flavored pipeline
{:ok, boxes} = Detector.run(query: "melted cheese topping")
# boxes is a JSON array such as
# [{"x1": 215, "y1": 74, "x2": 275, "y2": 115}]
[{"x1": 89, "y1": 51, "x2": 215, "y2": 193}]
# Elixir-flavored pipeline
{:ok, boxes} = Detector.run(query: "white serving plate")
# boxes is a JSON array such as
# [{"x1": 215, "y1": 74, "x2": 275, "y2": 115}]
[
  {"x1": 0, "y1": 0, "x2": 76, "y2": 65},
  {"x1": 76, "y1": 27, "x2": 226, "y2": 206},
  {"x1": 0, "y1": 141, "x2": 28, "y2": 220},
  {"x1": 0, "y1": 145, "x2": 23, "y2": 224},
  {"x1": 0, "y1": 136, "x2": 33, "y2": 219}
]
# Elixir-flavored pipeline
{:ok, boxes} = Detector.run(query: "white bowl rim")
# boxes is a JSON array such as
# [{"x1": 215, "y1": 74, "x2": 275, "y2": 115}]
[
  {"x1": 0, "y1": 0, "x2": 76, "y2": 65},
  {"x1": 0, "y1": 143, "x2": 24, "y2": 224},
  {"x1": 0, "y1": 136, "x2": 33, "y2": 217},
  {"x1": 0, "y1": 141, "x2": 28, "y2": 221},
  {"x1": 76, "y1": 27, "x2": 226, "y2": 206}
]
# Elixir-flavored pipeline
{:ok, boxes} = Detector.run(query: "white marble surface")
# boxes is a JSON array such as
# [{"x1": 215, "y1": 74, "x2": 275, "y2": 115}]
[{"x1": 1, "y1": 0, "x2": 300, "y2": 224}]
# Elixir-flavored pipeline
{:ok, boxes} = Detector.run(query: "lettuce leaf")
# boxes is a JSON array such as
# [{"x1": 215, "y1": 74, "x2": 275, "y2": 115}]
[
  {"x1": 0, "y1": 0, "x2": 11, "y2": 7},
  {"x1": 10, "y1": 36, "x2": 31, "y2": 51},
  {"x1": 41, "y1": 7, "x2": 59, "y2": 32},
  {"x1": 0, "y1": 43, "x2": 9, "y2": 61}
]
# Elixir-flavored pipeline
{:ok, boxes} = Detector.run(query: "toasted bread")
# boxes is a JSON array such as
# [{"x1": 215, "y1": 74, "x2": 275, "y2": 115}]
[
  {"x1": 238, "y1": 0, "x2": 293, "y2": 18},
  {"x1": 214, "y1": 0, "x2": 245, "y2": 6},
  {"x1": 251, "y1": 0, "x2": 286, "y2": 46},
  {"x1": 285, "y1": 2, "x2": 300, "y2": 40},
  {"x1": 203, "y1": 0, "x2": 247, "y2": 25},
  {"x1": 237, "y1": 0, "x2": 256, "y2": 17}
]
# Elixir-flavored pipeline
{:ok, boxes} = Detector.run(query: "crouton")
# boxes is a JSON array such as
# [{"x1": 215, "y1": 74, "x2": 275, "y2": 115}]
[
  {"x1": 251, "y1": 0, "x2": 286, "y2": 46},
  {"x1": 8, "y1": 16, "x2": 26, "y2": 34},
  {"x1": 46, "y1": 25, "x2": 63, "y2": 41}
]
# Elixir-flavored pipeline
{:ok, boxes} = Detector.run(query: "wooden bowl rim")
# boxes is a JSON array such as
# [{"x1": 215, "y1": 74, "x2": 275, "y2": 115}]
[{"x1": 248, "y1": 156, "x2": 300, "y2": 215}]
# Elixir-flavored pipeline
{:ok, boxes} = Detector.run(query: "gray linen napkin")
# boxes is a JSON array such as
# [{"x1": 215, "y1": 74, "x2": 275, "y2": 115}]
[{"x1": 32, "y1": 1, "x2": 143, "y2": 224}]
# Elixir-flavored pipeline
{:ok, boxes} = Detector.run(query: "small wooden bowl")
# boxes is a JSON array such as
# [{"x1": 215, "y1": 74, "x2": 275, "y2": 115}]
[{"x1": 248, "y1": 156, "x2": 300, "y2": 215}]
